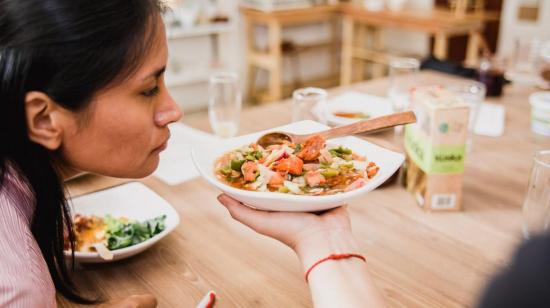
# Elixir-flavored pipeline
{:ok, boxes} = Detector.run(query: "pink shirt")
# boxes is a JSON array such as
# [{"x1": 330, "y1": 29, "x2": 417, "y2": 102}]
[{"x1": 0, "y1": 166, "x2": 56, "y2": 307}]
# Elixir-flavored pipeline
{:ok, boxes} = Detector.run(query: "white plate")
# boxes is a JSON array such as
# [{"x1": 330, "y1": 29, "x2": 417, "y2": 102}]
[
  {"x1": 191, "y1": 120, "x2": 404, "y2": 212},
  {"x1": 65, "y1": 182, "x2": 180, "y2": 263},
  {"x1": 316, "y1": 91, "x2": 393, "y2": 127}
]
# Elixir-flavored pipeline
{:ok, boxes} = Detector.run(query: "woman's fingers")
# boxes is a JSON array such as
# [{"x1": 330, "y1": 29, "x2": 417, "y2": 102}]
[{"x1": 217, "y1": 194, "x2": 273, "y2": 228}]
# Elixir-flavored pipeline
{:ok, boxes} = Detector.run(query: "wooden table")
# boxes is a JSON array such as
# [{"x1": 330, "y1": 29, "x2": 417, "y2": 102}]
[
  {"x1": 241, "y1": 5, "x2": 341, "y2": 103},
  {"x1": 60, "y1": 71, "x2": 550, "y2": 307},
  {"x1": 339, "y1": 4, "x2": 486, "y2": 84}
]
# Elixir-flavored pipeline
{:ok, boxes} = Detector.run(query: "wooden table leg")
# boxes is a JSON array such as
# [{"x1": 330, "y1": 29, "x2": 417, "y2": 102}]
[
  {"x1": 340, "y1": 15, "x2": 354, "y2": 85},
  {"x1": 244, "y1": 17, "x2": 258, "y2": 102},
  {"x1": 433, "y1": 33, "x2": 449, "y2": 60},
  {"x1": 268, "y1": 20, "x2": 282, "y2": 102},
  {"x1": 353, "y1": 23, "x2": 367, "y2": 82},
  {"x1": 465, "y1": 31, "x2": 481, "y2": 67},
  {"x1": 371, "y1": 26, "x2": 385, "y2": 78},
  {"x1": 247, "y1": 65, "x2": 258, "y2": 103},
  {"x1": 330, "y1": 17, "x2": 340, "y2": 80}
]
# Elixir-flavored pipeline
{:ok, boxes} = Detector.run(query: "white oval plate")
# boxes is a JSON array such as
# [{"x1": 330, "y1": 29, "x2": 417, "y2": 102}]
[
  {"x1": 191, "y1": 120, "x2": 404, "y2": 212},
  {"x1": 314, "y1": 92, "x2": 393, "y2": 127},
  {"x1": 65, "y1": 182, "x2": 180, "y2": 263}
]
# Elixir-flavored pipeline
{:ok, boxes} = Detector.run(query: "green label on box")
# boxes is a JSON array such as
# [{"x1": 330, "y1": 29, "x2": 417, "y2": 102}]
[{"x1": 405, "y1": 125, "x2": 465, "y2": 174}]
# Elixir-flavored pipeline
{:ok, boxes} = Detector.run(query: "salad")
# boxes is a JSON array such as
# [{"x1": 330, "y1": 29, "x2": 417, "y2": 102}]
[
  {"x1": 214, "y1": 135, "x2": 379, "y2": 196},
  {"x1": 66, "y1": 214, "x2": 167, "y2": 252}
]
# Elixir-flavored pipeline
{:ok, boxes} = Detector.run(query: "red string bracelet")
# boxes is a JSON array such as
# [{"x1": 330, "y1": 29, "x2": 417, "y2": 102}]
[{"x1": 305, "y1": 253, "x2": 366, "y2": 283}]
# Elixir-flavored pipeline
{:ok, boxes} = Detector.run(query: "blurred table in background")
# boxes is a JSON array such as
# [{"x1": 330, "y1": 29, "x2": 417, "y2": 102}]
[
  {"x1": 339, "y1": 3, "x2": 487, "y2": 84},
  {"x1": 61, "y1": 71, "x2": 550, "y2": 307}
]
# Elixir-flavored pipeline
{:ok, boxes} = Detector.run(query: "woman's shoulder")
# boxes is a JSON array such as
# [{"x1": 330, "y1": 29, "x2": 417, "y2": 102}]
[
  {"x1": 0, "y1": 164, "x2": 56, "y2": 308},
  {"x1": 0, "y1": 163, "x2": 35, "y2": 224}
]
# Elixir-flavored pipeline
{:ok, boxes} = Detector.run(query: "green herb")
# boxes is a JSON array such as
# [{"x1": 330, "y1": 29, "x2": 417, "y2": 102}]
[
  {"x1": 220, "y1": 165, "x2": 232, "y2": 175},
  {"x1": 293, "y1": 144, "x2": 302, "y2": 154},
  {"x1": 320, "y1": 168, "x2": 339, "y2": 177},
  {"x1": 231, "y1": 159, "x2": 245, "y2": 171},
  {"x1": 329, "y1": 147, "x2": 353, "y2": 160},
  {"x1": 104, "y1": 215, "x2": 166, "y2": 250},
  {"x1": 339, "y1": 162, "x2": 354, "y2": 169},
  {"x1": 243, "y1": 150, "x2": 263, "y2": 161}
]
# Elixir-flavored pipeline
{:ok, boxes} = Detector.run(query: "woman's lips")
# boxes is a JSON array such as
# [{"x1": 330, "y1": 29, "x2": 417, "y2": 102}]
[
  {"x1": 153, "y1": 131, "x2": 171, "y2": 153},
  {"x1": 154, "y1": 141, "x2": 168, "y2": 153}
]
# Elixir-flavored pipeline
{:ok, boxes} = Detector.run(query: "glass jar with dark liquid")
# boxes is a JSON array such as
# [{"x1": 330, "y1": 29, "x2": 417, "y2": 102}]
[{"x1": 477, "y1": 57, "x2": 505, "y2": 97}]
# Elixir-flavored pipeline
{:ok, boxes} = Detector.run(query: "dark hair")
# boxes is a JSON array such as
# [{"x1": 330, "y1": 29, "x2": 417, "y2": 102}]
[{"x1": 0, "y1": 0, "x2": 165, "y2": 303}]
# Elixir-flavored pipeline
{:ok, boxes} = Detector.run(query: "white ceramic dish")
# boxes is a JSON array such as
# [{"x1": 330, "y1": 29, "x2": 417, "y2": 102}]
[
  {"x1": 191, "y1": 120, "x2": 405, "y2": 212},
  {"x1": 315, "y1": 91, "x2": 393, "y2": 127},
  {"x1": 65, "y1": 182, "x2": 180, "y2": 263}
]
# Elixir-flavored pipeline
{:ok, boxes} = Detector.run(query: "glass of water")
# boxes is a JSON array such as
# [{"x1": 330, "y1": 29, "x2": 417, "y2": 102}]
[
  {"x1": 388, "y1": 57, "x2": 420, "y2": 111},
  {"x1": 388, "y1": 58, "x2": 419, "y2": 133},
  {"x1": 292, "y1": 87, "x2": 327, "y2": 124},
  {"x1": 522, "y1": 150, "x2": 550, "y2": 239},
  {"x1": 208, "y1": 72, "x2": 242, "y2": 138}
]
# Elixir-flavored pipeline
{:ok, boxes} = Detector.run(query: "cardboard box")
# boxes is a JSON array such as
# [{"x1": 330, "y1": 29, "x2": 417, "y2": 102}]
[{"x1": 404, "y1": 86, "x2": 470, "y2": 211}]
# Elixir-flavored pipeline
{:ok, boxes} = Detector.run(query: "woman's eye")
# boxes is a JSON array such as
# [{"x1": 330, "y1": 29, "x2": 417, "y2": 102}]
[{"x1": 141, "y1": 86, "x2": 160, "y2": 97}]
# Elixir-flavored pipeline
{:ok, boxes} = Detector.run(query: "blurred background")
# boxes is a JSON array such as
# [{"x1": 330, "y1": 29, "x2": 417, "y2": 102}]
[{"x1": 161, "y1": 0, "x2": 550, "y2": 112}]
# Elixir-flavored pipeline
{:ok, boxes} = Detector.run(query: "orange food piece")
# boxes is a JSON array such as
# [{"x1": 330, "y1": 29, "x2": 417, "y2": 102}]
[
  {"x1": 241, "y1": 161, "x2": 259, "y2": 182},
  {"x1": 268, "y1": 172, "x2": 285, "y2": 186},
  {"x1": 367, "y1": 164, "x2": 379, "y2": 178},
  {"x1": 274, "y1": 155, "x2": 303, "y2": 175},
  {"x1": 296, "y1": 135, "x2": 326, "y2": 161}
]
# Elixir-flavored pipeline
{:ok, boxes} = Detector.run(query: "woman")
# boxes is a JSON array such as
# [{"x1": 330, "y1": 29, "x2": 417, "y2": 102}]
[{"x1": 0, "y1": 0, "x2": 385, "y2": 307}]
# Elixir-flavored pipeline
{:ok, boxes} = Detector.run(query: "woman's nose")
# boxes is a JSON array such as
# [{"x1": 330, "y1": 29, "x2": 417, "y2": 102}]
[{"x1": 154, "y1": 94, "x2": 183, "y2": 126}]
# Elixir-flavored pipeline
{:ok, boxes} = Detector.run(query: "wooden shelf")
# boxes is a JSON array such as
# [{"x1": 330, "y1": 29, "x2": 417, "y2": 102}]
[{"x1": 166, "y1": 22, "x2": 233, "y2": 40}]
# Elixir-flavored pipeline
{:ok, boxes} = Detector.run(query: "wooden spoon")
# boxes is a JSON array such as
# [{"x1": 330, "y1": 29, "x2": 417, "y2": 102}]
[
  {"x1": 257, "y1": 111, "x2": 416, "y2": 148},
  {"x1": 92, "y1": 243, "x2": 114, "y2": 261}
]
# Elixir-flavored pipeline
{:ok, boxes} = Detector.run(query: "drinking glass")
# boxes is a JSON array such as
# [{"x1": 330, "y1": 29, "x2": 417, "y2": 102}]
[
  {"x1": 448, "y1": 81, "x2": 486, "y2": 152},
  {"x1": 522, "y1": 150, "x2": 550, "y2": 239},
  {"x1": 388, "y1": 57, "x2": 420, "y2": 133},
  {"x1": 292, "y1": 87, "x2": 327, "y2": 124},
  {"x1": 208, "y1": 72, "x2": 242, "y2": 138},
  {"x1": 513, "y1": 37, "x2": 541, "y2": 74}
]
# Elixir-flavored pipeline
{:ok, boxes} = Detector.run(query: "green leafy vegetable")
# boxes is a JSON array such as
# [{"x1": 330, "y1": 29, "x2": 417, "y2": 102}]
[
  {"x1": 329, "y1": 147, "x2": 353, "y2": 160},
  {"x1": 220, "y1": 165, "x2": 232, "y2": 175},
  {"x1": 244, "y1": 150, "x2": 263, "y2": 161},
  {"x1": 231, "y1": 159, "x2": 245, "y2": 171},
  {"x1": 320, "y1": 168, "x2": 339, "y2": 177},
  {"x1": 105, "y1": 215, "x2": 167, "y2": 250}
]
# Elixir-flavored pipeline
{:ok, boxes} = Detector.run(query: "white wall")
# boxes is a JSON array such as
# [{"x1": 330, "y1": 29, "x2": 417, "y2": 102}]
[{"x1": 498, "y1": 0, "x2": 550, "y2": 57}]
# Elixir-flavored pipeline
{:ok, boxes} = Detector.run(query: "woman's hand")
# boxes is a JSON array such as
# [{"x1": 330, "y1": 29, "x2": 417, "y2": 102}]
[
  {"x1": 217, "y1": 194, "x2": 386, "y2": 308},
  {"x1": 98, "y1": 294, "x2": 157, "y2": 308},
  {"x1": 216, "y1": 194, "x2": 358, "y2": 268}
]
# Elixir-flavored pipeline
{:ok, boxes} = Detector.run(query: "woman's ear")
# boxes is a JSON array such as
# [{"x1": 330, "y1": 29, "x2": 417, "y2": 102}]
[{"x1": 25, "y1": 91, "x2": 67, "y2": 150}]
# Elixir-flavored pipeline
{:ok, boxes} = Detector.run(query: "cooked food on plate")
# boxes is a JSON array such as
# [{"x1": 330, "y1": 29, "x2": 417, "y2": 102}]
[
  {"x1": 66, "y1": 214, "x2": 166, "y2": 252},
  {"x1": 333, "y1": 111, "x2": 371, "y2": 119},
  {"x1": 214, "y1": 135, "x2": 379, "y2": 196}
]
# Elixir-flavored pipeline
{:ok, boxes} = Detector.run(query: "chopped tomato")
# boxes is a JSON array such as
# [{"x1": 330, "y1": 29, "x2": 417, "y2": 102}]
[
  {"x1": 367, "y1": 167, "x2": 379, "y2": 178},
  {"x1": 241, "y1": 161, "x2": 259, "y2": 182},
  {"x1": 305, "y1": 171, "x2": 326, "y2": 187},
  {"x1": 296, "y1": 135, "x2": 326, "y2": 161},
  {"x1": 274, "y1": 155, "x2": 303, "y2": 175}
]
